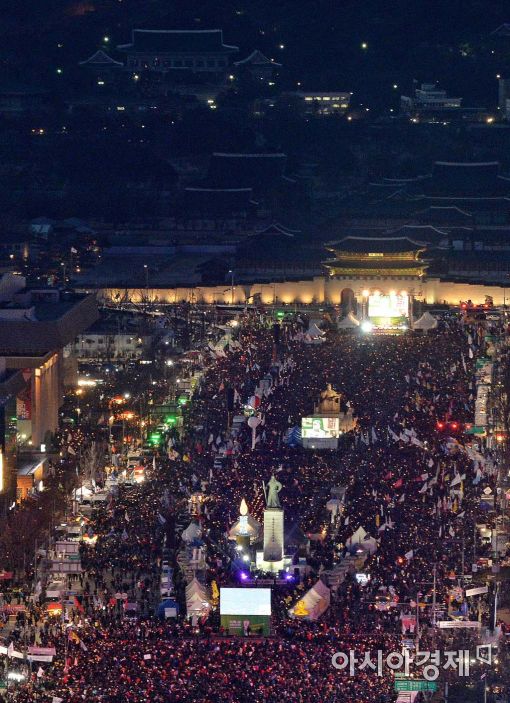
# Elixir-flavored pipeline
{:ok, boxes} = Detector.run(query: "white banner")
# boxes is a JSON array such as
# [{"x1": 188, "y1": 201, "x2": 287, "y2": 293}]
[
  {"x1": 28, "y1": 646, "x2": 56, "y2": 656},
  {"x1": 28, "y1": 654, "x2": 54, "y2": 663},
  {"x1": 438, "y1": 620, "x2": 481, "y2": 629},
  {"x1": 465, "y1": 586, "x2": 488, "y2": 597}
]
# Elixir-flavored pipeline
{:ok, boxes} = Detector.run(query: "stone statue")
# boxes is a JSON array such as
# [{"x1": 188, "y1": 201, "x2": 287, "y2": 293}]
[
  {"x1": 263, "y1": 475, "x2": 283, "y2": 508},
  {"x1": 318, "y1": 383, "x2": 341, "y2": 413}
]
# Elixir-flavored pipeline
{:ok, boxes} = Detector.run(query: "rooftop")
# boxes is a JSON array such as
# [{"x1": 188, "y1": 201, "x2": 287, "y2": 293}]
[
  {"x1": 326, "y1": 236, "x2": 426, "y2": 254},
  {"x1": 388, "y1": 225, "x2": 448, "y2": 245},
  {"x1": 423, "y1": 162, "x2": 510, "y2": 198},
  {"x1": 118, "y1": 29, "x2": 238, "y2": 55},
  {"x1": 79, "y1": 50, "x2": 123, "y2": 67},
  {"x1": 0, "y1": 295, "x2": 98, "y2": 356},
  {"x1": 324, "y1": 258, "x2": 427, "y2": 271},
  {"x1": 234, "y1": 50, "x2": 280, "y2": 67},
  {"x1": 204, "y1": 152, "x2": 294, "y2": 192},
  {"x1": 181, "y1": 187, "x2": 256, "y2": 214}
]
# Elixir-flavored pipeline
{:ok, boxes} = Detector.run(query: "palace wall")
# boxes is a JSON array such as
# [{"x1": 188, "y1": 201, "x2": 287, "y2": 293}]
[{"x1": 98, "y1": 276, "x2": 510, "y2": 307}]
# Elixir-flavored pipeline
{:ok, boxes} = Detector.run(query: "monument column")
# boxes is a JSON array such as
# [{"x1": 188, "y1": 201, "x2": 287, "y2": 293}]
[{"x1": 262, "y1": 475, "x2": 285, "y2": 572}]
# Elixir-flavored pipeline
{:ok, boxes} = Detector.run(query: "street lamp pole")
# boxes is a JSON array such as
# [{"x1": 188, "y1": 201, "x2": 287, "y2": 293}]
[
  {"x1": 228, "y1": 270, "x2": 234, "y2": 305},
  {"x1": 144, "y1": 264, "x2": 148, "y2": 289}
]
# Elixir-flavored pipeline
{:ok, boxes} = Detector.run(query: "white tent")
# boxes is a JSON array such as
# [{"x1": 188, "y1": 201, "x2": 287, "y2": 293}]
[
  {"x1": 413, "y1": 312, "x2": 438, "y2": 330},
  {"x1": 326, "y1": 498, "x2": 342, "y2": 523},
  {"x1": 337, "y1": 312, "x2": 361, "y2": 329},
  {"x1": 185, "y1": 578, "x2": 211, "y2": 617},
  {"x1": 346, "y1": 526, "x2": 367, "y2": 546},
  {"x1": 306, "y1": 322, "x2": 325, "y2": 338},
  {"x1": 181, "y1": 521, "x2": 202, "y2": 543},
  {"x1": 72, "y1": 485, "x2": 93, "y2": 500},
  {"x1": 290, "y1": 579, "x2": 330, "y2": 620}
]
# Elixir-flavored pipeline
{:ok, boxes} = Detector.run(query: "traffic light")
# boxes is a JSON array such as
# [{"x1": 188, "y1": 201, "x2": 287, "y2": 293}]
[{"x1": 436, "y1": 420, "x2": 461, "y2": 433}]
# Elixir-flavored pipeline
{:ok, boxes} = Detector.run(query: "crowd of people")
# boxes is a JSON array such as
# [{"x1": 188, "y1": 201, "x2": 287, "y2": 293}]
[{"x1": 4, "y1": 312, "x2": 504, "y2": 702}]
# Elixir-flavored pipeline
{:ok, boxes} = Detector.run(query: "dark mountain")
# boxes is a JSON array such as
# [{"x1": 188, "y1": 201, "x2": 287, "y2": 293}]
[{"x1": 1, "y1": 1, "x2": 509, "y2": 106}]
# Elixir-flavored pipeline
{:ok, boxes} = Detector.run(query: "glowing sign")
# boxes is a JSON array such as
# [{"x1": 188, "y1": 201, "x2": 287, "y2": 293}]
[
  {"x1": 368, "y1": 292, "x2": 408, "y2": 319},
  {"x1": 302, "y1": 417, "x2": 340, "y2": 439}
]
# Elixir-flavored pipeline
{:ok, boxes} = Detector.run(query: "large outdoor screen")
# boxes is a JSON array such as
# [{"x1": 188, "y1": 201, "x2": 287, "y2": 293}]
[
  {"x1": 220, "y1": 588, "x2": 271, "y2": 616},
  {"x1": 301, "y1": 417, "x2": 340, "y2": 439},
  {"x1": 368, "y1": 292, "x2": 408, "y2": 319}
]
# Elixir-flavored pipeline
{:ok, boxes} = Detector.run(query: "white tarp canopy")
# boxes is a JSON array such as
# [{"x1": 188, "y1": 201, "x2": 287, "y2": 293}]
[
  {"x1": 290, "y1": 579, "x2": 330, "y2": 620},
  {"x1": 72, "y1": 485, "x2": 93, "y2": 499},
  {"x1": 307, "y1": 322, "x2": 325, "y2": 338},
  {"x1": 337, "y1": 312, "x2": 361, "y2": 329},
  {"x1": 346, "y1": 526, "x2": 367, "y2": 546},
  {"x1": 181, "y1": 521, "x2": 202, "y2": 543},
  {"x1": 185, "y1": 578, "x2": 211, "y2": 616},
  {"x1": 345, "y1": 526, "x2": 379, "y2": 555},
  {"x1": 413, "y1": 312, "x2": 438, "y2": 330}
]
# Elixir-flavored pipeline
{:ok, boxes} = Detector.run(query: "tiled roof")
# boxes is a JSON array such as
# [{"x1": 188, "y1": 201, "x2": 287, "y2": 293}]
[
  {"x1": 423, "y1": 162, "x2": 510, "y2": 197},
  {"x1": 326, "y1": 236, "x2": 425, "y2": 253},
  {"x1": 79, "y1": 50, "x2": 123, "y2": 67},
  {"x1": 181, "y1": 187, "x2": 255, "y2": 213},
  {"x1": 118, "y1": 29, "x2": 238, "y2": 54},
  {"x1": 206, "y1": 153, "x2": 293, "y2": 191},
  {"x1": 234, "y1": 50, "x2": 280, "y2": 67}
]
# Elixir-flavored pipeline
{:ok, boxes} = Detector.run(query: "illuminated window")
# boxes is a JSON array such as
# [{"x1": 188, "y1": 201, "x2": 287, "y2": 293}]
[{"x1": 368, "y1": 252, "x2": 384, "y2": 257}]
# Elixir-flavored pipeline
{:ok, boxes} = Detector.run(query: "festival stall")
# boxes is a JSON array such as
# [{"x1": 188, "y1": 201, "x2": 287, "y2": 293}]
[
  {"x1": 337, "y1": 312, "x2": 361, "y2": 330},
  {"x1": 290, "y1": 579, "x2": 330, "y2": 620},
  {"x1": 156, "y1": 597, "x2": 179, "y2": 619},
  {"x1": 181, "y1": 521, "x2": 202, "y2": 543},
  {"x1": 413, "y1": 311, "x2": 438, "y2": 331},
  {"x1": 185, "y1": 578, "x2": 211, "y2": 619},
  {"x1": 304, "y1": 322, "x2": 326, "y2": 345}
]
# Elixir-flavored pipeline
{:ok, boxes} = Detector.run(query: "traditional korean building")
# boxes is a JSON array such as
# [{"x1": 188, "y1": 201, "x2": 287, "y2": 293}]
[
  {"x1": 346, "y1": 161, "x2": 510, "y2": 229},
  {"x1": 323, "y1": 236, "x2": 428, "y2": 279},
  {"x1": 171, "y1": 187, "x2": 259, "y2": 241},
  {"x1": 117, "y1": 29, "x2": 238, "y2": 78},
  {"x1": 233, "y1": 50, "x2": 280, "y2": 82},
  {"x1": 79, "y1": 50, "x2": 124, "y2": 72},
  {"x1": 205, "y1": 153, "x2": 293, "y2": 194},
  {"x1": 183, "y1": 152, "x2": 299, "y2": 220},
  {"x1": 79, "y1": 50, "x2": 124, "y2": 90}
]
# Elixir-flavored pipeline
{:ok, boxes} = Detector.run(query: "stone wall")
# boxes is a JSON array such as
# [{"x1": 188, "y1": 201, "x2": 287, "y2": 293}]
[{"x1": 98, "y1": 276, "x2": 510, "y2": 307}]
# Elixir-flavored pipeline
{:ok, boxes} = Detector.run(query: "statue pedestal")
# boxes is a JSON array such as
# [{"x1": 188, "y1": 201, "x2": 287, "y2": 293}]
[{"x1": 261, "y1": 508, "x2": 284, "y2": 571}]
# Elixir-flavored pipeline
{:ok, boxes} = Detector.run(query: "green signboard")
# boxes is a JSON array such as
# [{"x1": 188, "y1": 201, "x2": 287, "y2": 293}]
[
  {"x1": 394, "y1": 680, "x2": 437, "y2": 692},
  {"x1": 220, "y1": 614, "x2": 270, "y2": 636},
  {"x1": 149, "y1": 432, "x2": 162, "y2": 446},
  {"x1": 465, "y1": 425, "x2": 486, "y2": 435}
]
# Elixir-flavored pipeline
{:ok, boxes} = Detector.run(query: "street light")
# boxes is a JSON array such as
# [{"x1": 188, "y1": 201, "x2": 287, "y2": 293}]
[{"x1": 143, "y1": 264, "x2": 148, "y2": 289}]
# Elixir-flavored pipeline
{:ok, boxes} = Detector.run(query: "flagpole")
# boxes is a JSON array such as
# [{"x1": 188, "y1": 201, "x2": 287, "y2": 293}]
[
  {"x1": 432, "y1": 563, "x2": 437, "y2": 627},
  {"x1": 415, "y1": 593, "x2": 420, "y2": 649}
]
